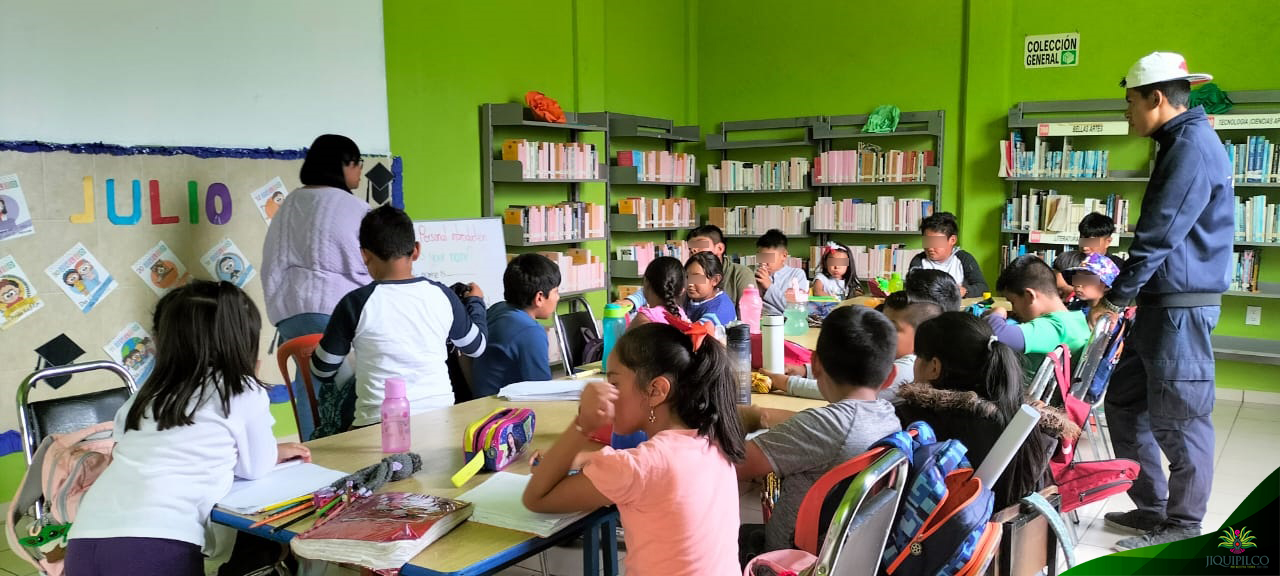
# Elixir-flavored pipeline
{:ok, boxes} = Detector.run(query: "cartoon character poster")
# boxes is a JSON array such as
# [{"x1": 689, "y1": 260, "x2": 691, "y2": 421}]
[
  {"x1": 45, "y1": 243, "x2": 117, "y2": 313},
  {"x1": 0, "y1": 255, "x2": 44, "y2": 330},
  {"x1": 104, "y1": 322, "x2": 156, "y2": 385},
  {"x1": 131, "y1": 241, "x2": 192, "y2": 296},
  {"x1": 201, "y1": 238, "x2": 256, "y2": 288},
  {"x1": 251, "y1": 177, "x2": 289, "y2": 224},
  {"x1": 0, "y1": 173, "x2": 35, "y2": 242}
]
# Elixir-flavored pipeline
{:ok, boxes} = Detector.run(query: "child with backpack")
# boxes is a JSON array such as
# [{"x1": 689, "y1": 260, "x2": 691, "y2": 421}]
[
  {"x1": 522, "y1": 323, "x2": 746, "y2": 574},
  {"x1": 67, "y1": 281, "x2": 309, "y2": 576},
  {"x1": 895, "y1": 312, "x2": 1080, "y2": 508}
]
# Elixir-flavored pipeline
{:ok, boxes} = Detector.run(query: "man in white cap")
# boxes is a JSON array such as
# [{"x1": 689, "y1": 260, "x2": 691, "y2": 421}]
[{"x1": 1090, "y1": 52, "x2": 1233, "y2": 550}]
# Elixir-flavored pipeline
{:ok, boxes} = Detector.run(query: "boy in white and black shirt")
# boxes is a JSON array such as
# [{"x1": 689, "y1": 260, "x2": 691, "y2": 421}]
[{"x1": 312, "y1": 206, "x2": 486, "y2": 436}]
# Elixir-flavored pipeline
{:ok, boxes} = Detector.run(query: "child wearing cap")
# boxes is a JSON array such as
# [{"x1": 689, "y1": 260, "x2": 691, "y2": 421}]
[{"x1": 1064, "y1": 252, "x2": 1121, "y2": 316}]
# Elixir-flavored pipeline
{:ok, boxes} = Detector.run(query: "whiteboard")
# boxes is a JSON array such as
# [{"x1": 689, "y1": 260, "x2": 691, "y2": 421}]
[{"x1": 411, "y1": 218, "x2": 505, "y2": 308}]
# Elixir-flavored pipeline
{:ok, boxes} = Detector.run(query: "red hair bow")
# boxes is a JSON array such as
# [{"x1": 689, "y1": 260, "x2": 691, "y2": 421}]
[{"x1": 665, "y1": 313, "x2": 714, "y2": 351}]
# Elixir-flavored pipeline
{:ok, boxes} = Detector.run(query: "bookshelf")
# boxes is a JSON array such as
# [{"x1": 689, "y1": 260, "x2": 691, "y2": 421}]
[
  {"x1": 480, "y1": 102, "x2": 609, "y2": 310},
  {"x1": 580, "y1": 112, "x2": 700, "y2": 290}
]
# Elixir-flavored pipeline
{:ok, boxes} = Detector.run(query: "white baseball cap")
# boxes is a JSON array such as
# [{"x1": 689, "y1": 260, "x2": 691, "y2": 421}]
[{"x1": 1120, "y1": 52, "x2": 1212, "y2": 88}]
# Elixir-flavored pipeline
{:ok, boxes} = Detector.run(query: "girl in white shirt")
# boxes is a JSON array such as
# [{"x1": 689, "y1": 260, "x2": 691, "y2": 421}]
[
  {"x1": 811, "y1": 241, "x2": 861, "y2": 300},
  {"x1": 68, "y1": 280, "x2": 308, "y2": 576}
]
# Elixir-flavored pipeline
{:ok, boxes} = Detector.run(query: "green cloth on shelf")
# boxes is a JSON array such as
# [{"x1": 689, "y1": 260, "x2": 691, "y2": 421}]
[
  {"x1": 864, "y1": 105, "x2": 900, "y2": 133},
  {"x1": 1190, "y1": 83, "x2": 1233, "y2": 114}
]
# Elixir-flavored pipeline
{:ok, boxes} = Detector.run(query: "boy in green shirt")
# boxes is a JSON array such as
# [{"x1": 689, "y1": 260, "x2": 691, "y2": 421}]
[{"x1": 986, "y1": 255, "x2": 1091, "y2": 383}]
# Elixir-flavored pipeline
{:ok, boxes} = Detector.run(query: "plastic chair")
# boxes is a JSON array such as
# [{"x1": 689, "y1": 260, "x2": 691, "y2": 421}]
[
  {"x1": 553, "y1": 296, "x2": 600, "y2": 376},
  {"x1": 16, "y1": 360, "x2": 137, "y2": 522},
  {"x1": 276, "y1": 334, "x2": 323, "y2": 440}
]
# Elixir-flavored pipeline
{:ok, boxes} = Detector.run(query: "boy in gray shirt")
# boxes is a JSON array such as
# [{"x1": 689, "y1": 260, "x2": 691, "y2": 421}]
[{"x1": 737, "y1": 306, "x2": 903, "y2": 556}]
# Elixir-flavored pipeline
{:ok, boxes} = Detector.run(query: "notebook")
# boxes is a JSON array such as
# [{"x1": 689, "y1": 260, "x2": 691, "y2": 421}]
[
  {"x1": 456, "y1": 471, "x2": 588, "y2": 537},
  {"x1": 290, "y1": 492, "x2": 472, "y2": 571},
  {"x1": 218, "y1": 461, "x2": 347, "y2": 514},
  {"x1": 497, "y1": 379, "x2": 589, "y2": 401}
]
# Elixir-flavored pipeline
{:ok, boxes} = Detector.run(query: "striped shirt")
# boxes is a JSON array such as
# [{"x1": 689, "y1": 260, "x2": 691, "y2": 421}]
[{"x1": 311, "y1": 278, "x2": 487, "y2": 426}]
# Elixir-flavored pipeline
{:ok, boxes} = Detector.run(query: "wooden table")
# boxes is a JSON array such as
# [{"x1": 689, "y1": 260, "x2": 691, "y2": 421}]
[
  {"x1": 785, "y1": 296, "x2": 1012, "y2": 351},
  {"x1": 212, "y1": 397, "x2": 618, "y2": 576},
  {"x1": 752, "y1": 391, "x2": 825, "y2": 412}
]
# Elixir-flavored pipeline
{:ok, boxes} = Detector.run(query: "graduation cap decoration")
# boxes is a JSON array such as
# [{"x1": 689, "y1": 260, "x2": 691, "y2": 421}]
[
  {"x1": 34, "y1": 334, "x2": 85, "y2": 389},
  {"x1": 365, "y1": 162, "x2": 394, "y2": 205}
]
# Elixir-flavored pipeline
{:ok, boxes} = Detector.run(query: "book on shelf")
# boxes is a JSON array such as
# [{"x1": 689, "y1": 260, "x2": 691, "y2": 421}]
[
  {"x1": 1003, "y1": 191, "x2": 1130, "y2": 233},
  {"x1": 501, "y1": 139, "x2": 600, "y2": 180},
  {"x1": 705, "y1": 158, "x2": 810, "y2": 191},
  {"x1": 738, "y1": 254, "x2": 807, "y2": 271},
  {"x1": 614, "y1": 241, "x2": 690, "y2": 275},
  {"x1": 290, "y1": 492, "x2": 472, "y2": 572},
  {"x1": 708, "y1": 205, "x2": 811, "y2": 237},
  {"x1": 616, "y1": 196, "x2": 697, "y2": 229},
  {"x1": 998, "y1": 133, "x2": 1110, "y2": 178},
  {"x1": 1224, "y1": 136, "x2": 1280, "y2": 183},
  {"x1": 616, "y1": 285, "x2": 642, "y2": 300},
  {"x1": 813, "y1": 146, "x2": 935, "y2": 184},
  {"x1": 1000, "y1": 241, "x2": 1131, "y2": 270},
  {"x1": 502, "y1": 202, "x2": 605, "y2": 243},
  {"x1": 812, "y1": 196, "x2": 934, "y2": 232},
  {"x1": 840, "y1": 244, "x2": 920, "y2": 279},
  {"x1": 1231, "y1": 250, "x2": 1263, "y2": 293},
  {"x1": 1235, "y1": 195, "x2": 1280, "y2": 243},
  {"x1": 517, "y1": 249, "x2": 605, "y2": 294},
  {"x1": 617, "y1": 150, "x2": 697, "y2": 184}
]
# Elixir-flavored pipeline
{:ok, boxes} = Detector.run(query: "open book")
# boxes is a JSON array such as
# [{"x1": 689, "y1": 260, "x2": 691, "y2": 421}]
[
  {"x1": 217, "y1": 461, "x2": 347, "y2": 515},
  {"x1": 291, "y1": 492, "x2": 472, "y2": 571},
  {"x1": 457, "y1": 471, "x2": 588, "y2": 537}
]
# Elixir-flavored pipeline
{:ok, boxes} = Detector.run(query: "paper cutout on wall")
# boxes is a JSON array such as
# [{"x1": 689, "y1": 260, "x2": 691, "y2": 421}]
[
  {"x1": 251, "y1": 177, "x2": 290, "y2": 224},
  {"x1": 104, "y1": 322, "x2": 156, "y2": 386},
  {"x1": 0, "y1": 174, "x2": 36, "y2": 242},
  {"x1": 34, "y1": 334, "x2": 85, "y2": 389},
  {"x1": 201, "y1": 238, "x2": 256, "y2": 288},
  {"x1": 45, "y1": 243, "x2": 118, "y2": 313},
  {"x1": 131, "y1": 241, "x2": 193, "y2": 296},
  {"x1": 0, "y1": 255, "x2": 44, "y2": 331},
  {"x1": 365, "y1": 162, "x2": 393, "y2": 205}
]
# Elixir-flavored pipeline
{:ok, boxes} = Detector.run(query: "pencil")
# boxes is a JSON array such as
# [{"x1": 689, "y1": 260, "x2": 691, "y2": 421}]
[
  {"x1": 248, "y1": 501, "x2": 314, "y2": 529},
  {"x1": 312, "y1": 497, "x2": 350, "y2": 529},
  {"x1": 270, "y1": 507, "x2": 317, "y2": 533},
  {"x1": 258, "y1": 494, "x2": 312, "y2": 513}
]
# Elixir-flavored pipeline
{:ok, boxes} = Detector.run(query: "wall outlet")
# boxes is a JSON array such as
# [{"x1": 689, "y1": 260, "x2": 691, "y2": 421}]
[{"x1": 1246, "y1": 306, "x2": 1262, "y2": 326}]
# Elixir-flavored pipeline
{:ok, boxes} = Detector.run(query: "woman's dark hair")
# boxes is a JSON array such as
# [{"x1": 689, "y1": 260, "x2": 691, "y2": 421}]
[
  {"x1": 919, "y1": 211, "x2": 959, "y2": 238},
  {"x1": 300, "y1": 134, "x2": 361, "y2": 192},
  {"x1": 615, "y1": 323, "x2": 746, "y2": 462},
  {"x1": 126, "y1": 280, "x2": 262, "y2": 431},
  {"x1": 818, "y1": 241, "x2": 860, "y2": 296},
  {"x1": 685, "y1": 251, "x2": 723, "y2": 289},
  {"x1": 643, "y1": 256, "x2": 686, "y2": 317},
  {"x1": 914, "y1": 312, "x2": 1022, "y2": 427}
]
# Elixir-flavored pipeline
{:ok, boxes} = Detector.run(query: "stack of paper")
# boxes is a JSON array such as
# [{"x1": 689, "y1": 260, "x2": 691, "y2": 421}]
[
  {"x1": 497, "y1": 379, "x2": 588, "y2": 402},
  {"x1": 456, "y1": 472, "x2": 588, "y2": 538},
  {"x1": 218, "y1": 461, "x2": 347, "y2": 514}
]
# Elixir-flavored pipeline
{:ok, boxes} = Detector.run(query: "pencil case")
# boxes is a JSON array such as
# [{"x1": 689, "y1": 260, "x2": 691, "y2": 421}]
[{"x1": 451, "y1": 408, "x2": 536, "y2": 487}]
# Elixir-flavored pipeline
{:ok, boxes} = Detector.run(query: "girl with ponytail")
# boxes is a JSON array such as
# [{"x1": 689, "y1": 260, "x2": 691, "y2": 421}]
[
  {"x1": 630, "y1": 256, "x2": 689, "y2": 328},
  {"x1": 69, "y1": 280, "x2": 309, "y2": 575},
  {"x1": 896, "y1": 312, "x2": 1080, "y2": 508},
  {"x1": 524, "y1": 323, "x2": 744, "y2": 575}
]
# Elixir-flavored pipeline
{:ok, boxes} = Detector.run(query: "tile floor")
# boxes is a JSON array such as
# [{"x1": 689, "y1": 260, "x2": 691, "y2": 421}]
[{"x1": 0, "y1": 397, "x2": 1271, "y2": 575}]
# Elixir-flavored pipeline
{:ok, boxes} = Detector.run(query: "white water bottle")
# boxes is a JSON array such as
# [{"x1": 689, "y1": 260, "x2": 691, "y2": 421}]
[{"x1": 761, "y1": 315, "x2": 784, "y2": 374}]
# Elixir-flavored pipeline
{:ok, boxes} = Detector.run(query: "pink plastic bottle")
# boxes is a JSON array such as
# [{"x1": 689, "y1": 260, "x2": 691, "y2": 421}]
[
  {"x1": 381, "y1": 378, "x2": 411, "y2": 453},
  {"x1": 740, "y1": 284, "x2": 763, "y2": 334}
]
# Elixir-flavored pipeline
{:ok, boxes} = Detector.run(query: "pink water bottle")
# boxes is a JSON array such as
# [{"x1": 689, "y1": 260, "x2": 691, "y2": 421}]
[
  {"x1": 381, "y1": 378, "x2": 411, "y2": 453},
  {"x1": 740, "y1": 284, "x2": 763, "y2": 334}
]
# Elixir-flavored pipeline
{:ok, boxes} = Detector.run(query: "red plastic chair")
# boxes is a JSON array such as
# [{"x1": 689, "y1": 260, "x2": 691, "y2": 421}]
[{"x1": 276, "y1": 334, "x2": 323, "y2": 438}]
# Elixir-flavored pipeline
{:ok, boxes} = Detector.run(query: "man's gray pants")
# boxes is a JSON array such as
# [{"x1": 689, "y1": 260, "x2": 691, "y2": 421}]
[{"x1": 1104, "y1": 305, "x2": 1220, "y2": 528}]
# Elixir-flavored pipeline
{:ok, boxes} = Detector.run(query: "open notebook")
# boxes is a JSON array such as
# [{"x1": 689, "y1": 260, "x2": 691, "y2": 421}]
[
  {"x1": 218, "y1": 460, "x2": 347, "y2": 515},
  {"x1": 456, "y1": 472, "x2": 588, "y2": 538}
]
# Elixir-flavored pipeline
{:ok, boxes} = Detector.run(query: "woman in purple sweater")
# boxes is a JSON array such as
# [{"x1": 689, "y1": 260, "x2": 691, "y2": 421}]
[{"x1": 261, "y1": 134, "x2": 371, "y2": 440}]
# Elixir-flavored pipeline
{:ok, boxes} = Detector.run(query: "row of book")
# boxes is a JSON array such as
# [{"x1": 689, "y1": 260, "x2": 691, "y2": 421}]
[
  {"x1": 813, "y1": 148, "x2": 935, "y2": 184},
  {"x1": 502, "y1": 202, "x2": 606, "y2": 243},
  {"x1": 616, "y1": 150, "x2": 698, "y2": 184},
  {"x1": 998, "y1": 133, "x2": 1111, "y2": 178},
  {"x1": 1235, "y1": 195, "x2": 1280, "y2": 243},
  {"x1": 616, "y1": 196, "x2": 697, "y2": 229},
  {"x1": 1225, "y1": 136, "x2": 1280, "y2": 183},
  {"x1": 1000, "y1": 243, "x2": 1065, "y2": 270},
  {"x1": 845, "y1": 244, "x2": 921, "y2": 279},
  {"x1": 705, "y1": 158, "x2": 810, "y2": 192},
  {"x1": 1003, "y1": 192, "x2": 1131, "y2": 233},
  {"x1": 811, "y1": 197, "x2": 935, "y2": 232},
  {"x1": 501, "y1": 139, "x2": 600, "y2": 180},
  {"x1": 521, "y1": 249, "x2": 605, "y2": 294},
  {"x1": 708, "y1": 205, "x2": 811, "y2": 237},
  {"x1": 738, "y1": 254, "x2": 807, "y2": 271},
  {"x1": 1231, "y1": 250, "x2": 1263, "y2": 293},
  {"x1": 614, "y1": 241, "x2": 691, "y2": 276}
]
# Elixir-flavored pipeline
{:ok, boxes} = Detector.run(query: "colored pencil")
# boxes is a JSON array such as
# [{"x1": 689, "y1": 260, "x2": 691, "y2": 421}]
[
  {"x1": 312, "y1": 496, "x2": 350, "y2": 529},
  {"x1": 248, "y1": 501, "x2": 314, "y2": 529},
  {"x1": 270, "y1": 508, "x2": 317, "y2": 533},
  {"x1": 258, "y1": 494, "x2": 312, "y2": 513}
]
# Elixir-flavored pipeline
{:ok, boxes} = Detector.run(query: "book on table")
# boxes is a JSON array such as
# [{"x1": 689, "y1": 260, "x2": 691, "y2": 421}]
[{"x1": 290, "y1": 492, "x2": 473, "y2": 571}]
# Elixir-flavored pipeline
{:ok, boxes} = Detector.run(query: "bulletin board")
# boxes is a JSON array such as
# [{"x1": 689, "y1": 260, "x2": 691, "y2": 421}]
[{"x1": 0, "y1": 147, "x2": 393, "y2": 446}]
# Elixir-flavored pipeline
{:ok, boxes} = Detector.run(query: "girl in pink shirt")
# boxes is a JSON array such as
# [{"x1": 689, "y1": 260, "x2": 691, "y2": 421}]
[
  {"x1": 630, "y1": 256, "x2": 689, "y2": 328},
  {"x1": 524, "y1": 323, "x2": 745, "y2": 575}
]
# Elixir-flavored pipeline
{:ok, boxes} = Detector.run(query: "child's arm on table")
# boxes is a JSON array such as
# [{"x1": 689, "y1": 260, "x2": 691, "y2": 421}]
[{"x1": 523, "y1": 381, "x2": 614, "y2": 514}]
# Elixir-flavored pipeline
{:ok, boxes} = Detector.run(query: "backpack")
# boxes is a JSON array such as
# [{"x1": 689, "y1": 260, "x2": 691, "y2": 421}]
[
  {"x1": 6, "y1": 421, "x2": 116, "y2": 576},
  {"x1": 1085, "y1": 310, "x2": 1132, "y2": 403},
  {"x1": 1046, "y1": 352, "x2": 1139, "y2": 514},
  {"x1": 880, "y1": 422, "x2": 998, "y2": 576},
  {"x1": 579, "y1": 325, "x2": 603, "y2": 365}
]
